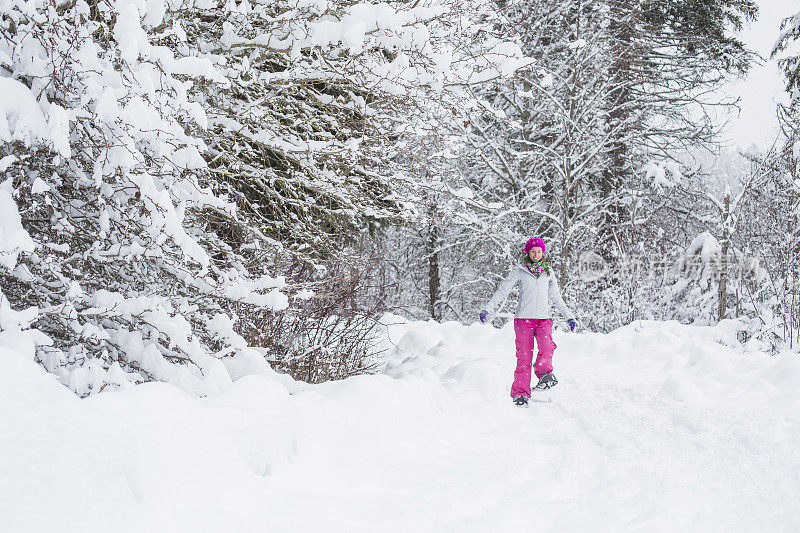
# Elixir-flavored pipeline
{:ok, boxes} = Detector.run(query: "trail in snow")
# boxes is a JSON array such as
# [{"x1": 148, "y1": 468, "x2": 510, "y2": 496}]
[{"x1": 2, "y1": 317, "x2": 799, "y2": 532}]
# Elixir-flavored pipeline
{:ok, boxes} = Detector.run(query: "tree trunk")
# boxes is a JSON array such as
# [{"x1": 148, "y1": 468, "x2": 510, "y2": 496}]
[
  {"x1": 427, "y1": 221, "x2": 443, "y2": 321},
  {"x1": 601, "y1": 0, "x2": 635, "y2": 265}
]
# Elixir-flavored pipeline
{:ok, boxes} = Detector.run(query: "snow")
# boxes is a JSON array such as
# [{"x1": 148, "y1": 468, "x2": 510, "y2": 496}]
[
  {"x1": 0, "y1": 154, "x2": 16, "y2": 171},
  {"x1": 206, "y1": 313, "x2": 247, "y2": 349},
  {"x1": 453, "y1": 186, "x2": 475, "y2": 199},
  {"x1": 0, "y1": 178, "x2": 35, "y2": 271},
  {"x1": 540, "y1": 71, "x2": 553, "y2": 88},
  {"x1": 114, "y1": 1, "x2": 150, "y2": 63},
  {"x1": 686, "y1": 231, "x2": 722, "y2": 264},
  {"x1": 568, "y1": 38, "x2": 587, "y2": 50},
  {"x1": 30, "y1": 176, "x2": 50, "y2": 194},
  {"x1": 0, "y1": 78, "x2": 70, "y2": 157},
  {"x1": 2, "y1": 316, "x2": 800, "y2": 531},
  {"x1": 644, "y1": 160, "x2": 679, "y2": 189},
  {"x1": 294, "y1": 288, "x2": 315, "y2": 300},
  {"x1": 171, "y1": 145, "x2": 207, "y2": 170}
]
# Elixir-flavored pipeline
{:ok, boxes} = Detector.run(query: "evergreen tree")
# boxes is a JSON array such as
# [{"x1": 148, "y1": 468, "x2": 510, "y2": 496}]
[
  {"x1": 598, "y1": 0, "x2": 758, "y2": 252},
  {"x1": 0, "y1": 0, "x2": 531, "y2": 393}
]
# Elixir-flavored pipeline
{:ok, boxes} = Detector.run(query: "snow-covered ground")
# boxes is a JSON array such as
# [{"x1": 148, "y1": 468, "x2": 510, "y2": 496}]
[{"x1": 2, "y1": 317, "x2": 800, "y2": 532}]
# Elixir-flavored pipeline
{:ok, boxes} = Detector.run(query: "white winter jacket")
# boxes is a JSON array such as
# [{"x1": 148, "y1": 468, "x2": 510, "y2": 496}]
[{"x1": 485, "y1": 264, "x2": 574, "y2": 319}]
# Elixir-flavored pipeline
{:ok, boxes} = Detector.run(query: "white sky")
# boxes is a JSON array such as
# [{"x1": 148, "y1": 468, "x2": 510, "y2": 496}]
[{"x1": 722, "y1": 1, "x2": 794, "y2": 151}]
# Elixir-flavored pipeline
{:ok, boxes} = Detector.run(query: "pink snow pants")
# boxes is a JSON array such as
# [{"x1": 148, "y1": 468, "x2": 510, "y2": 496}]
[{"x1": 511, "y1": 318, "x2": 556, "y2": 398}]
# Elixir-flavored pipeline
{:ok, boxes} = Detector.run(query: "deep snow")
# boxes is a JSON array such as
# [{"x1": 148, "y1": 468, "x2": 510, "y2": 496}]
[{"x1": 2, "y1": 317, "x2": 799, "y2": 532}]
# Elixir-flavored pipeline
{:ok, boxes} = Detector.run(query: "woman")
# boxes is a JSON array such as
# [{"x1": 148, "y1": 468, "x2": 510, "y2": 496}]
[{"x1": 479, "y1": 237, "x2": 577, "y2": 407}]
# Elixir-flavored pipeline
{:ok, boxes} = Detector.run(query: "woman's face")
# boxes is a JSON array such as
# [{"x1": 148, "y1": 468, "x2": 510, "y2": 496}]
[{"x1": 528, "y1": 247, "x2": 543, "y2": 262}]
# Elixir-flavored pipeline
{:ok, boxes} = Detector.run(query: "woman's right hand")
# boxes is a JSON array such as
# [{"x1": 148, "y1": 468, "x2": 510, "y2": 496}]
[{"x1": 479, "y1": 310, "x2": 489, "y2": 323}]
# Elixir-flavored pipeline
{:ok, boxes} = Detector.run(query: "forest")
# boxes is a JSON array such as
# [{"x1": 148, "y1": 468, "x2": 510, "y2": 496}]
[{"x1": 1, "y1": 0, "x2": 798, "y2": 396}]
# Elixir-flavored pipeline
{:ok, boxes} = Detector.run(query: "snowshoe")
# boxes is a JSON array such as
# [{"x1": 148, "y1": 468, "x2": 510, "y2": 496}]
[
  {"x1": 513, "y1": 395, "x2": 529, "y2": 407},
  {"x1": 534, "y1": 372, "x2": 558, "y2": 391}
]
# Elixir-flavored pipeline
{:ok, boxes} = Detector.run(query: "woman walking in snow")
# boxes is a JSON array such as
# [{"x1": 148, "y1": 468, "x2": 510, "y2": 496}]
[{"x1": 479, "y1": 237, "x2": 577, "y2": 407}]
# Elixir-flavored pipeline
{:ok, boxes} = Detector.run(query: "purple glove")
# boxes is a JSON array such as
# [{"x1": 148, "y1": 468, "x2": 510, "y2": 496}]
[
  {"x1": 479, "y1": 310, "x2": 489, "y2": 323},
  {"x1": 567, "y1": 318, "x2": 576, "y2": 332}
]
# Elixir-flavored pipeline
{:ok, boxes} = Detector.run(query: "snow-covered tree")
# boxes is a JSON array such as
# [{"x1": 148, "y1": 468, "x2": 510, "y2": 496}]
[
  {"x1": 598, "y1": 0, "x2": 758, "y2": 241},
  {"x1": 392, "y1": 1, "x2": 620, "y2": 323},
  {"x1": 749, "y1": 10, "x2": 800, "y2": 349},
  {"x1": 0, "y1": 0, "x2": 532, "y2": 393},
  {"x1": 0, "y1": 0, "x2": 297, "y2": 395}
]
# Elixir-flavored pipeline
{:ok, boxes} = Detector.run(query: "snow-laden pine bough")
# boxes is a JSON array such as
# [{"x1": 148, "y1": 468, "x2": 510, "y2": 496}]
[{"x1": 0, "y1": 0, "x2": 533, "y2": 396}]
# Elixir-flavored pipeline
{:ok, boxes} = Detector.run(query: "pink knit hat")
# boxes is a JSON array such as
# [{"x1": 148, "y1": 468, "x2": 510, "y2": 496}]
[{"x1": 524, "y1": 237, "x2": 545, "y2": 255}]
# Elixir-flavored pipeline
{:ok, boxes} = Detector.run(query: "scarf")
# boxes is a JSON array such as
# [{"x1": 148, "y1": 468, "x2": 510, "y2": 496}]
[{"x1": 523, "y1": 258, "x2": 551, "y2": 278}]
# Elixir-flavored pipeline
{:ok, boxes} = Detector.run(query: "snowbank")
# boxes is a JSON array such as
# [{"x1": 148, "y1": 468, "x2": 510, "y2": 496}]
[{"x1": 2, "y1": 318, "x2": 799, "y2": 532}]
